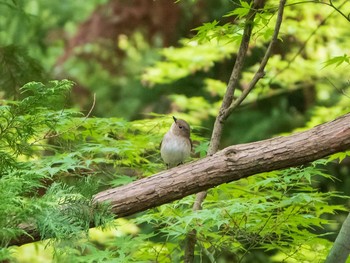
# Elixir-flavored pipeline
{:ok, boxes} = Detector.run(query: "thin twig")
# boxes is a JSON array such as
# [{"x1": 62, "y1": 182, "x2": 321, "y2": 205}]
[
  {"x1": 270, "y1": 0, "x2": 348, "y2": 83},
  {"x1": 326, "y1": 78, "x2": 350, "y2": 99},
  {"x1": 209, "y1": 0, "x2": 266, "y2": 155},
  {"x1": 238, "y1": 213, "x2": 273, "y2": 262},
  {"x1": 184, "y1": 0, "x2": 268, "y2": 262},
  {"x1": 184, "y1": 0, "x2": 288, "y2": 261},
  {"x1": 225, "y1": 0, "x2": 287, "y2": 116},
  {"x1": 285, "y1": 0, "x2": 349, "y2": 21},
  {"x1": 327, "y1": 0, "x2": 350, "y2": 21}
]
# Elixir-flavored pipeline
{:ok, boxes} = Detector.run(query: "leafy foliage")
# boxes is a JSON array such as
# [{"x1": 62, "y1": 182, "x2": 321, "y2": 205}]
[
  {"x1": 224, "y1": 1, "x2": 252, "y2": 19},
  {"x1": 155, "y1": 162, "x2": 345, "y2": 262},
  {"x1": 0, "y1": 81, "x2": 115, "y2": 258},
  {"x1": 2, "y1": 80, "x2": 347, "y2": 262},
  {"x1": 142, "y1": 38, "x2": 238, "y2": 86},
  {"x1": 1, "y1": 0, "x2": 350, "y2": 262},
  {"x1": 0, "y1": 80, "x2": 206, "y2": 261},
  {"x1": 323, "y1": 54, "x2": 350, "y2": 68},
  {"x1": 52, "y1": 160, "x2": 347, "y2": 263},
  {"x1": 0, "y1": 45, "x2": 47, "y2": 98},
  {"x1": 142, "y1": 0, "x2": 350, "y2": 144}
]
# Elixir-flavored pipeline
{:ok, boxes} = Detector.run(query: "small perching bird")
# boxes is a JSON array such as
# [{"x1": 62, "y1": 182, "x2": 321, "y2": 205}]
[{"x1": 160, "y1": 116, "x2": 192, "y2": 168}]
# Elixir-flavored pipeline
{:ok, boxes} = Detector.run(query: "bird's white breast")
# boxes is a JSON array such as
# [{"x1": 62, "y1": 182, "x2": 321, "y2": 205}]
[{"x1": 161, "y1": 132, "x2": 191, "y2": 167}]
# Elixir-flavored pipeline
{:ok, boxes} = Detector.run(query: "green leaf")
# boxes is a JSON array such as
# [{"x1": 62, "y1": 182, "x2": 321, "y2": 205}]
[
  {"x1": 223, "y1": 1, "x2": 252, "y2": 19},
  {"x1": 110, "y1": 175, "x2": 136, "y2": 187},
  {"x1": 328, "y1": 151, "x2": 350, "y2": 163},
  {"x1": 323, "y1": 54, "x2": 350, "y2": 68},
  {"x1": 194, "y1": 141, "x2": 209, "y2": 158}
]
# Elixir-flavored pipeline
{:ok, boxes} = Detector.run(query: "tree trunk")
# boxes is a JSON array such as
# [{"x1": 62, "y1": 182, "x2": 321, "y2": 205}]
[
  {"x1": 325, "y1": 212, "x2": 350, "y2": 263},
  {"x1": 8, "y1": 113, "x2": 350, "y2": 246}
]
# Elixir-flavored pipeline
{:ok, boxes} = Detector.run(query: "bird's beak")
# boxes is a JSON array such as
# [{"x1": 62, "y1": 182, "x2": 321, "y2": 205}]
[{"x1": 172, "y1": 116, "x2": 177, "y2": 123}]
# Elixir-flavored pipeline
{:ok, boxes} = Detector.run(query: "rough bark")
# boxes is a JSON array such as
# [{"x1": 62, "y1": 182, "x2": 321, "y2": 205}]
[
  {"x1": 325, "y1": 212, "x2": 350, "y2": 263},
  {"x1": 94, "y1": 113, "x2": 350, "y2": 217},
  {"x1": 8, "y1": 113, "x2": 350, "y2": 247}
]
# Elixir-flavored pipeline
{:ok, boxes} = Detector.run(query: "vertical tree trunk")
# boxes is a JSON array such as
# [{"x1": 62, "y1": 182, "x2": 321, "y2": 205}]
[{"x1": 325, "y1": 212, "x2": 350, "y2": 263}]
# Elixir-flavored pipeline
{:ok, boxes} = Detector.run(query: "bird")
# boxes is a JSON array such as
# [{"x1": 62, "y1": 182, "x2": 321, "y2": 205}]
[{"x1": 160, "y1": 116, "x2": 192, "y2": 168}]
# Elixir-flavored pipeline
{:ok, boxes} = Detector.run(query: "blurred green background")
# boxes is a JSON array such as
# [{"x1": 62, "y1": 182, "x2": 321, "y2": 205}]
[{"x1": 1, "y1": 0, "x2": 350, "y2": 262}]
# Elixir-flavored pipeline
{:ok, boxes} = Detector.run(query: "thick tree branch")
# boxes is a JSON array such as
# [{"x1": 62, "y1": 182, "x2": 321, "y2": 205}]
[
  {"x1": 92, "y1": 113, "x2": 350, "y2": 217},
  {"x1": 7, "y1": 113, "x2": 350, "y2": 247}
]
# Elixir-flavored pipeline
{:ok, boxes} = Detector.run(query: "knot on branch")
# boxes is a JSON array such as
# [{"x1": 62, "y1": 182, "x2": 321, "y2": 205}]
[{"x1": 223, "y1": 147, "x2": 243, "y2": 165}]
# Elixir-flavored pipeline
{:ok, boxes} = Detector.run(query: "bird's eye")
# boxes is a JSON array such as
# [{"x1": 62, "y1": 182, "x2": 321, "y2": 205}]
[{"x1": 179, "y1": 126, "x2": 183, "y2": 129}]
